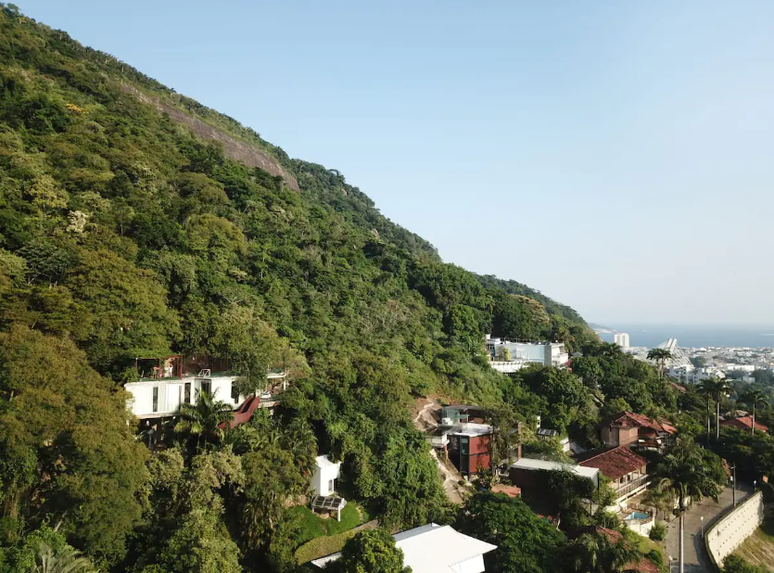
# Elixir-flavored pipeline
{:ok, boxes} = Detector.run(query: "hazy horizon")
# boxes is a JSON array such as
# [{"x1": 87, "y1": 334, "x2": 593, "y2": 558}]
[{"x1": 17, "y1": 0, "x2": 774, "y2": 325}]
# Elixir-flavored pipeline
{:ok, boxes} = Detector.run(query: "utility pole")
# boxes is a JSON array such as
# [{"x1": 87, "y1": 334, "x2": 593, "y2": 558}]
[
  {"x1": 732, "y1": 464, "x2": 737, "y2": 508},
  {"x1": 679, "y1": 512, "x2": 685, "y2": 573}
]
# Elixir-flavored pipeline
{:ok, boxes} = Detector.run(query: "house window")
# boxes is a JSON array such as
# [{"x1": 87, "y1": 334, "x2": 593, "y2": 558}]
[
  {"x1": 328, "y1": 479, "x2": 334, "y2": 492},
  {"x1": 231, "y1": 383, "x2": 240, "y2": 403},
  {"x1": 152, "y1": 386, "x2": 159, "y2": 413},
  {"x1": 184, "y1": 382, "x2": 191, "y2": 404},
  {"x1": 200, "y1": 380, "x2": 211, "y2": 396}
]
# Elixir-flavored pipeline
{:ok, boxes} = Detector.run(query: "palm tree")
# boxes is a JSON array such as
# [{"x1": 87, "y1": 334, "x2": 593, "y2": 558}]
[
  {"x1": 701, "y1": 377, "x2": 731, "y2": 439},
  {"x1": 740, "y1": 388, "x2": 768, "y2": 435},
  {"x1": 654, "y1": 439, "x2": 724, "y2": 573},
  {"x1": 31, "y1": 542, "x2": 96, "y2": 573},
  {"x1": 568, "y1": 531, "x2": 642, "y2": 573},
  {"x1": 647, "y1": 348, "x2": 673, "y2": 379},
  {"x1": 175, "y1": 391, "x2": 234, "y2": 450}
]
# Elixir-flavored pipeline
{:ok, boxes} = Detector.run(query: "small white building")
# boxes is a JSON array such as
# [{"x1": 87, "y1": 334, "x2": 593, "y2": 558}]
[
  {"x1": 312, "y1": 455, "x2": 341, "y2": 497},
  {"x1": 311, "y1": 523, "x2": 498, "y2": 572}
]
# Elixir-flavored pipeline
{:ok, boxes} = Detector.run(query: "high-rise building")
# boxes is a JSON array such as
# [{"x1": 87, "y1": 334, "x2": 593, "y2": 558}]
[{"x1": 614, "y1": 332, "x2": 630, "y2": 349}]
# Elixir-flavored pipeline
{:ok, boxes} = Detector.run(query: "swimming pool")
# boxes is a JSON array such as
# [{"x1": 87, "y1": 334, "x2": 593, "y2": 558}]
[{"x1": 624, "y1": 511, "x2": 650, "y2": 521}]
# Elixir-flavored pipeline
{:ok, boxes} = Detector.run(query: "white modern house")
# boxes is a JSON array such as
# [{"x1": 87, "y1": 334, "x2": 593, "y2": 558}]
[
  {"x1": 125, "y1": 362, "x2": 288, "y2": 420},
  {"x1": 485, "y1": 335, "x2": 569, "y2": 373},
  {"x1": 312, "y1": 455, "x2": 341, "y2": 497},
  {"x1": 310, "y1": 523, "x2": 498, "y2": 572}
]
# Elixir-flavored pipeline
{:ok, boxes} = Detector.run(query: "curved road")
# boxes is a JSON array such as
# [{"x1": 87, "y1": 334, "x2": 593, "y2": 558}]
[{"x1": 665, "y1": 484, "x2": 752, "y2": 572}]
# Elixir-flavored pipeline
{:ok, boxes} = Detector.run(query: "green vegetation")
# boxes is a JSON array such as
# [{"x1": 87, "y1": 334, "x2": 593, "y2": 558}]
[
  {"x1": 729, "y1": 520, "x2": 774, "y2": 572},
  {"x1": 0, "y1": 5, "x2": 739, "y2": 573},
  {"x1": 648, "y1": 522, "x2": 667, "y2": 542},
  {"x1": 323, "y1": 528, "x2": 409, "y2": 573}
]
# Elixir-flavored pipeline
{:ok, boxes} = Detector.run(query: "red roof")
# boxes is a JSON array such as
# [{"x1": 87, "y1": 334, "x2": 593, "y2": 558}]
[
  {"x1": 578, "y1": 446, "x2": 648, "y2": 480},
  {"x1": 721, "y1": 417, "x2": 768, "y2": 433},
  {"x1": 670, "y1": 381, "x2": 687, "y2": 394},
  {"x1": 606, "y1": 412, "x2": 677, "y2": 435},
  {"x1": 491, "y1": 484, "x2": 521, "y2": 498}
]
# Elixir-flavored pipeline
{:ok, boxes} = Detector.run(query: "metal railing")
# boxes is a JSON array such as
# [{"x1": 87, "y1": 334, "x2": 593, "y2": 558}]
[{"x1": 614, "y1": 475, "x2": 650, "y2": 498}]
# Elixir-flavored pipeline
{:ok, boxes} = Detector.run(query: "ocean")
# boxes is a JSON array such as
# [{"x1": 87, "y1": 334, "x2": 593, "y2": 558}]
[{"x1": 597, "y1": 325, "x2": 774, "y2": 349}]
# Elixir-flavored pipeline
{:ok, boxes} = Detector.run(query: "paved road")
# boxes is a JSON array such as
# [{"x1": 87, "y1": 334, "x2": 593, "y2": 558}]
[{"x1": 665, "y1": 485, "x2": 752, "y2": 572}]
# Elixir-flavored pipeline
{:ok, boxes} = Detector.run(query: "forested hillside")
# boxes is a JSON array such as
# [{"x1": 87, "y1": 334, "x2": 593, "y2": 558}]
[{"x1": 0, "y1": 5, "x2": 680, "y2": 573}]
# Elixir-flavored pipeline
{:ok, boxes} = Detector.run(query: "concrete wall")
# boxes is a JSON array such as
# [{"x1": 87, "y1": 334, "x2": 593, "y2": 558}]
[{"x1": 706, "y1": 491, "x2": 764, "y2": 569}]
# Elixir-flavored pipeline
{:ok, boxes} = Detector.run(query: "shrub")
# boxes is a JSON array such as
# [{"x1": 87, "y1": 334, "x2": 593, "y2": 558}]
[{"x1": 649, "y1": 521, "x2": 667, "y2": 541}]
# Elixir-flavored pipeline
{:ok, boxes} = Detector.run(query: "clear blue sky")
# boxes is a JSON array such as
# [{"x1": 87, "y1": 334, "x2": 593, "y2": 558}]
[{"x1": 17, "y1": 1, "x2": 774, "y2": 325}]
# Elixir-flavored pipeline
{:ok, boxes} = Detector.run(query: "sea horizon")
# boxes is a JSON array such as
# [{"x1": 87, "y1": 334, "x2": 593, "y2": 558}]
[{"x1": 594, "y1": 324, "x2": 774, "y2": 349}]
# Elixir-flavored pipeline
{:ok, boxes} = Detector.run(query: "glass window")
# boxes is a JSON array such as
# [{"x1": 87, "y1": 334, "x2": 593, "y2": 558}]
[
  {"x1": 184, "y1": 382, "x2": 191, "y2": 404},
  {"x1": 231, "y1": 383, "x2": 240, "y2": 403},
  {"x1": 152, "y1": 386, "x2": 159, "y2": 413},
  {"x1": 201, "y1": 380, "x2": 211, "y2": 396},
  {"x1": 328, "y1": 479, "x2": 334, "y2": 492}
]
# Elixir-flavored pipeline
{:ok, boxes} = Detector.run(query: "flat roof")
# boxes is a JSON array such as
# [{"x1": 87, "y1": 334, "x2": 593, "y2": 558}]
[
  {"x1": 450, "y1": 422, "x2": 492, "y2": 437},
  {"x1": 311, "y1": 524, "x2": 497, "y2": 572},
  {"x1": 510, "y1": 457, "x2": 599, "y2": 480}
]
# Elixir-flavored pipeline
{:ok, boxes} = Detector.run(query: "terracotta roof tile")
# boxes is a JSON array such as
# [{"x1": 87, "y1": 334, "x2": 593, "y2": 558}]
[
  {"x1": 721, "y1": 416, "x2": 768, "y2": 433},
  {"x1": 578, "y1": 446, "x2": 648, "y2": 480},
  {"x1": 604, "y1": 411, "x2": 676, "y2": 435}
]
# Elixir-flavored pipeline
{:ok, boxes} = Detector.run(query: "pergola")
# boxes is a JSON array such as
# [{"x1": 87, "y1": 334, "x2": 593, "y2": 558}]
[{"x1": 311, "y1": 495, "x2": 347, "y2": 522}]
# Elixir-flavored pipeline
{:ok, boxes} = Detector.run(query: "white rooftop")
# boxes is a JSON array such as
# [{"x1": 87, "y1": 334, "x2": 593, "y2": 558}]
[
  {"x1": 450, "y1": 422, "x2": 493, "y2": 438},
  {"x1": 310, "y1": 523, "x2": 497, "y2": 572},
  {"x1": 315, "y1": 455, "x2": 339, "y2": 469},
  {"x1": 510, "y1": 457, "x2": 599, "y2": 480}
]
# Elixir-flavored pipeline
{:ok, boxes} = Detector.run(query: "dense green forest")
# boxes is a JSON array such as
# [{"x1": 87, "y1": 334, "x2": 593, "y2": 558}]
[{"x1": 2, "y1": 5, "x2": 770, "y2": 573}]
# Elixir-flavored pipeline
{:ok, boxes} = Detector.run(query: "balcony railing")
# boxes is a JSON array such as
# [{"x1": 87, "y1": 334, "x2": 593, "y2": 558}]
[{"x1": 614, "y1": 475, "x2": 650, "y2": 498}]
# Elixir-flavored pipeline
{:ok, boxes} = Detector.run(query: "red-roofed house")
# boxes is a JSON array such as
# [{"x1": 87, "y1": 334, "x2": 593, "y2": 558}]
[
  {"x1": 578, "y1": 446, "x2": 649, "y2": 504},
  {"x1": 601, "y1": 412, "x2": 677, "y2": 450},
  {"x1": 721, "y1": 416, "x2": 768, "y2": 434}
]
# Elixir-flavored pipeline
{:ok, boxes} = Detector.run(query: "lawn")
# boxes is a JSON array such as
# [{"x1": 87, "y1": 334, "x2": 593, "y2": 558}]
[
  {"x1": 733, "y1": 520, "x2": 774, "y2": 571},
  {"x1": 287, "y1": 503, "x2": 366, "y2": 556}
]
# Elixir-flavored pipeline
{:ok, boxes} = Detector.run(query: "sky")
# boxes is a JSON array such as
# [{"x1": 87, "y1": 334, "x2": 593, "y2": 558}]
[{"x1": 15, "y1": 1, "x2": 774, "y2": 325}]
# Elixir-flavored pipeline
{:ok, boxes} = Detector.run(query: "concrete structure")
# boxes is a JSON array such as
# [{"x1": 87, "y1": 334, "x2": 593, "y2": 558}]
[
  {"x1": 614, "y1": 332, "x2": 630, "y2": 349},
  {"x1": 484, "y1": 335, "x2": 569, "y2": 373},
  {"x1": 706, "y1": 491, "x2": 764, "y2": 569},
  {"x1": 311, "y1": 455, "x2": 341, "y2": 497},
  {"x1": 311, "y1": 523, "x2": 498, "y2": 572}
]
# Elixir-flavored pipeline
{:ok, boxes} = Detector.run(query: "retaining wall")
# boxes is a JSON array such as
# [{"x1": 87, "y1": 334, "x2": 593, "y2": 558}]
[{"x1": 705, "y1": 491, "x2": 764, "y2": 570}]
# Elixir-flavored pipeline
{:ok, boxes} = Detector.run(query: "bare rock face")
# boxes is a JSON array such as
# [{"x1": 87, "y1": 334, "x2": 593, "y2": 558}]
[{"x1": 120, "y1": 84, "x2": 299, "y2": 190}]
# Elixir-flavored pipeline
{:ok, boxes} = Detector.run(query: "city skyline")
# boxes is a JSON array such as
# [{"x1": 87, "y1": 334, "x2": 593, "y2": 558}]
[{"x1": 18, "y1": 0, "x2": 774, "y2": 325}]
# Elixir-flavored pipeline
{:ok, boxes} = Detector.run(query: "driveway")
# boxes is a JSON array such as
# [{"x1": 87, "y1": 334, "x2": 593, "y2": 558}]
[{"x1": 665, "y1": 484, "x2": 752, "y2": 572}]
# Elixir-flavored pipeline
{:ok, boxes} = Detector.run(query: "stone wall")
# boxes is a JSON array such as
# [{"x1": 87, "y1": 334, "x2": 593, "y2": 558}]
[{"x1": 705, "y1": 491, "x2": 764, "y2": 569}]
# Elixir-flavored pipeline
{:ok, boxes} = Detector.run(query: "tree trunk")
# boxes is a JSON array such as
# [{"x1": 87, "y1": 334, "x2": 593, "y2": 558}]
[
  {"x1": 716, "y1": 400, "x2": 721, "y2": 440},
  {"x1": 752, "y1": 407, "x2": 756, "y2": 436}
]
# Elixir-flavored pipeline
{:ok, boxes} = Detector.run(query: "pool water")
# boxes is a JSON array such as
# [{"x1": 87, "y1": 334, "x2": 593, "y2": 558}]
[{"x1": 625, "y1": 511, "x2": 650, "y2": 520}]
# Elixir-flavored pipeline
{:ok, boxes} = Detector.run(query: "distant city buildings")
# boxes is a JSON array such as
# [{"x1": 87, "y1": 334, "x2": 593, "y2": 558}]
[{"x1": 614, "y1": 332, "x2": 630, "y2": 349}]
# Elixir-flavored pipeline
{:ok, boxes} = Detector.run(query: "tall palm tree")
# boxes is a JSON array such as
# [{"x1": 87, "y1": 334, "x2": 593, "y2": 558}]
[
  {"x1": 175, "y1": 391, "x2": 234, "y2": 450},
  {"x1": 654, "y1": 439, "x2": 724, "y2": 573},
  {"x1": 31, "y1": 543, "x2": 96, "y2": 573},
  {"x1": 698, "y1": 378, "x2": 715, "y2": 443},
  {"x1": 701, "y1": 377, "x2": 731, "y2": 439},
  {"x1": 647, "y1": 348, "x2": 672, "y2": 379},
  {"x1": 740, "y1": 388, "x2": 768, "y2": 435}
]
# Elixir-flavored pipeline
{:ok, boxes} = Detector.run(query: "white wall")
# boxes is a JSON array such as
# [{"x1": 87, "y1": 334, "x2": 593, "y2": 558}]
[
  {"x1": 312, "y1": 458, "x2": 341, "y2": 496},
  {"x1": 126, "y1": 375, "x2": 242, "y2": 418},
  {"x1": 706, "y1": 491, "x2": 764, "y2": 568}
]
